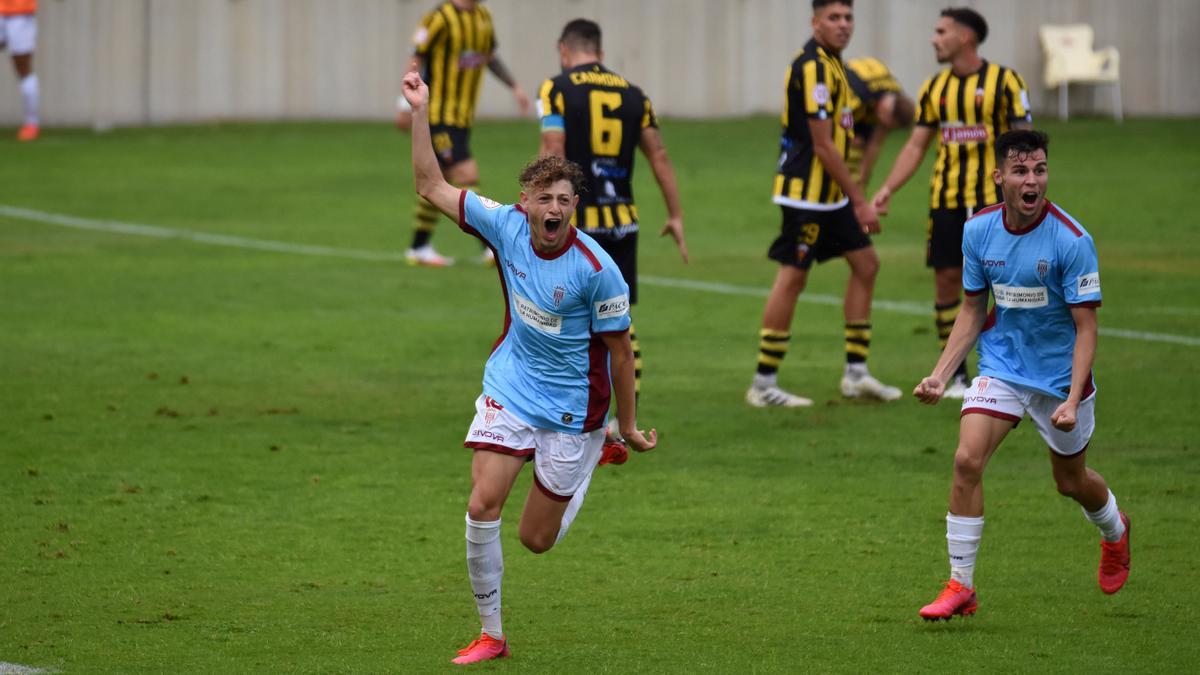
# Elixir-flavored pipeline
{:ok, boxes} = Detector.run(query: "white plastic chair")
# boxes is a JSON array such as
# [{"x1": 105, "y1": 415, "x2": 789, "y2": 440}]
[{"x1": 1039, "y1": 24, "x2": 1122, "y2": 122}]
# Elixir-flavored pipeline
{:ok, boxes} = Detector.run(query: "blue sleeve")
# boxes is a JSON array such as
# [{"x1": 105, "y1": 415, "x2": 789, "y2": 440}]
[
  {"x1": 460, "y1": 190, "x2": 510, "y2": 251},
  {"x1": 589, "y1": 265, "x2": 632, "y2": 334},
  {"x1": 961, "y1": 222, "x2": 987, "y2": 294},
  {"x1": 1061, "y1": 234, "x2": 1102, "y2": 305}
]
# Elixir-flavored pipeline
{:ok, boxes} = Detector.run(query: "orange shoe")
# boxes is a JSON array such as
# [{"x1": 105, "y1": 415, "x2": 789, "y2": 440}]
[
  {"x1": 1099, "y1": 512, "x2": 1131, "y2": 594},
  {"x1": 598, "y1": 440, "x2": 628, "y2": 466},
  {"x1": 451, "y1": 633, "x2": 509, "y2": 664},
  {"x1": 17, "y1": 123, "x2": 39, "y2": 142},
  {"x1": 919, "y1": 579, "x2": 978, "y2": 621}
]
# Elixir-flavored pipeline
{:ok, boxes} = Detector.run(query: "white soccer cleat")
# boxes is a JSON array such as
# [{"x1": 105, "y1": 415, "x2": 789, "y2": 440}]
[
  {"x1": 746, "y1": 385, "x2": 813, "y2": 408},
  {"x1": 404, "y1": 245, "x2": 455, "y2": 267},
  {"x1": 840, "y1": 374, "x2": 902, "y2": 402},
  {"x1": 942, "y1": 374, "x2": 970, "y2": 400}
]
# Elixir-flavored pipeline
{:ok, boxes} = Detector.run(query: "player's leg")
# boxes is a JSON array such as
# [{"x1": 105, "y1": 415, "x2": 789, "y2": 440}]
[
  {"x1": 840, "y1": 244, "x2": 901, "y2": 401},
  {"x1": 601, "y1": 234, "x2": 639, "y2": 460},
  {"x1": 9, "y1": 15, "x2": 38, "y2": 141},
  {"x1": 519, "y1": 427, "x2": 605, "y2": 551},
  {"x1": 929, "y1": 210, "x2": 970, "y2": 395},
  {"x1": 920, "y1": 386, "x2": 1018, "y2": 621},
  {"x1": 406, "y1": 129, "x2": 461, "y2": 266},
  {"x1": 748, "y1": 208, "x2": 814, "y2": 407},
  {"x1": 1033, "y1": 392, "x2": 1130, "y2": 593}
]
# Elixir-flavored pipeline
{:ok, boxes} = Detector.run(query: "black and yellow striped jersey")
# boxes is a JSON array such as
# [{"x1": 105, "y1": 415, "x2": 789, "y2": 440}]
[
  {"x1": 915, "y1": 61, "x2": 1033, "y2": 209},
  {"x1": 412, "y1": 1, "x2": 496, "y2": 129},
  {"x1": 773, "y1": 39, "x2": 855, "y2": 210},
  {"x1": 538, "y1": 63, "x2": 657, "y2": 235},
  {"x1": 846, "y1": 57, "x2": 902, "y2": 138}
]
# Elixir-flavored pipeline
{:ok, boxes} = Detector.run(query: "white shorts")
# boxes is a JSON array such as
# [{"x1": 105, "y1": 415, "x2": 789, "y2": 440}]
[
  {"x1": 0, "y1": 14, "x2": 37, "y2": 55},
  {"x1": 463, "y1": 395, "x2": 605, "y2": 500},
  {"x1": 960, "y1": 375, "x2": 1096, "y2": 456}
]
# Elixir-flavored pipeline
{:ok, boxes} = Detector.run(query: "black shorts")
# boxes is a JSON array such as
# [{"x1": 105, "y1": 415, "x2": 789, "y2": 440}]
[
  {"x1": 429, "y1": 125, "x2": 472, "y2": 169},
  {"x1": 926, "y1": 207, "x2": 977, "y2": 269},
  {"x1": 588, "y1": 230, "x2": 639, "y2": 305},
  {"x1": 767, "y1": 204, "x2": 870, "y2": 270}
]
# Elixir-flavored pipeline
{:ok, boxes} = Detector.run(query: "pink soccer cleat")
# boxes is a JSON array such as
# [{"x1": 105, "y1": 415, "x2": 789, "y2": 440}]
[
  {"x1": 451, "y1": 633, "x2": 509, "y2": 664},
  {"x1": 17, "y1": 123, "x2": 39, "y2": 142},
  {"x1": 919, "y1": 579, "x2": 978, "y2": 621},
  {"x1": 1099, "y1": 512, "x2": 1131, "y2": 594}
]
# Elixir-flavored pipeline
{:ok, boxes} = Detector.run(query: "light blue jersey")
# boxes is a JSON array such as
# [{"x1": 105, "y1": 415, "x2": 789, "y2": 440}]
[
  {"x1": 963, "y1": 201, "x2": 1102, "y2": 399},
  {"x1": 458, "y1": 189, "x2": 631, "y2": 433}
]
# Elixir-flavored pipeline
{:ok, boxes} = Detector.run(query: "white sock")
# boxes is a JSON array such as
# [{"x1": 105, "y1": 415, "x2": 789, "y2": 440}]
[
  {"x1": 20, "y1": 74, "x2": 39, "y2": 126},
  {"x1": 465, "y1": 515, "x2": 503, "y2": 639},
  {"x1": 555, "y1": 472, "x2": 593, "y2": 544},
  {"x1": 752, "y1": 372, "x2": 777, "y2": 390},
  {"x1": 1083, "y1": 489, "x2": 1125, "y2": 543},
  {"x1": 844, "y1": 362, "x2": 868, "y2": 380},
  {"x1": 946, "y1": 512, "x2": 984, "y2": 588}
]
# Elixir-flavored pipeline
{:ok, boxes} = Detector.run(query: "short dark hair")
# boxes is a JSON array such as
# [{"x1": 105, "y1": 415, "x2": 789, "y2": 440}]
[
  {"x1": 813, "y1": 0, "x2": 852, "y2": 10},
  {"x1": 518, "y1": 155, "x2": 585, "y2": 194},
  {"x1": 891, "y1": 93, "x2": 916, "y2": 128},
  {"x1": 995, "y1": 129, "x2": 1050, "y2": 167},
  {"x1": 560, "y1": 19, "x2": 601, "y2": 53},
  {"x1": 941, "y1": 7, "x2": 988, "y2": 44}
]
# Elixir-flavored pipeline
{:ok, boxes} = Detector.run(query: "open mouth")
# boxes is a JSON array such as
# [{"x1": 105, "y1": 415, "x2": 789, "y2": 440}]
[
  {"x1": 544, "y1": 217, "x2": 563, "y2": 235},
  {"x1": 1021, "y1": 191, "x2": 1039, "y2": 206}
]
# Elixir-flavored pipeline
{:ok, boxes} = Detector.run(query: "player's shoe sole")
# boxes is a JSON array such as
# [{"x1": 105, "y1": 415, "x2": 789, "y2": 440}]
[{"x1": 919, "y1": 579, "x2": 978, "y2": 621}]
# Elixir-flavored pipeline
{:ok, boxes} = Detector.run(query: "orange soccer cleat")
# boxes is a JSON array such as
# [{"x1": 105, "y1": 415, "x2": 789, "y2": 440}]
[
  {"x1": 1098, "y1": 512, "x2": 1131, "y2": 594},
  {"x1": 919, "y1": 578, "x2": 978, "y2": 621},
  {"x1": 17, "y1": 123, "x2": 39, "y2": 142},
  {"x1": 598, "y1": 440, "x2": 628, "y2": 466},
  {"x1": 451, "y1": 633, "x2": 509, "y2": 665}
]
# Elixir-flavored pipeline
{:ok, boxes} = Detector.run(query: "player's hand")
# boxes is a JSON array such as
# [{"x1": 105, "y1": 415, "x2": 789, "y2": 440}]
[
  {"x1": 623, "y1": 427, "x2": 657, "y2": 452},
  {"x1": 660, "y1": 216, "x2": 689, "y2": 264},
  {"x1": 401, "y1": 71, "x2": 429, "y2": 110},
  {"x1": 1051, "y1": 401, "x2": 1078, "y2": 431},
  {"x1": 854, "y1": 200, "x2": 881, "y2": 235},
  {"x1": 512, "y1": 86, "x2": 531, "y2": 115},
  {"x1": 871, "y1": 186, "x2": 892, "y2": 215},
  {"x1": 913, "y1": 376, "x2": 945, "y2": 405}
]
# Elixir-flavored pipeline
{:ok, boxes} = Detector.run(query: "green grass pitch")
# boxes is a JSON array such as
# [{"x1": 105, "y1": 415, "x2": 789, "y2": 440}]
[{"x1": 2, "y1": 117, "x2": 1198, "y2": 672}]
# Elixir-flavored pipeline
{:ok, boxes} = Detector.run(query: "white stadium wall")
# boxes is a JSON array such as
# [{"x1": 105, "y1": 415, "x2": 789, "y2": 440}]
[{"x1": 1, "y1": 0, "x2": 1198, "y2": 126}]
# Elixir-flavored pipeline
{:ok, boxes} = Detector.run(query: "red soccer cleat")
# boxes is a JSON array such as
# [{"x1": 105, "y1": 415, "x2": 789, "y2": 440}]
[
  {"x1": 17, "y1": 123, "x2": 39, "y2": 142},
  {"x1": 451, "y1": 633, "x2": 509, "y2": 664},
  {"x1": 598, "y1": 440, "x2": 628, "y2": 466},
  {"x1": 1099, "y1": 512, "x2": 1131, "y2": 594},
  {"x1": 919, "y1": 579, "x2": 978, "y2": 621}
]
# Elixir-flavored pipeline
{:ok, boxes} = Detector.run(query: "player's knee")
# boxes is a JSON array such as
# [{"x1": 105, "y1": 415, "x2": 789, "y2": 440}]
[
  {"x1": 467, "y1": 495, "x2": 503, "y2": 523},
  {"x1": 952, "y1": 447, "x2": 985, "y2": 481},
  {"x1": 1054, "y1": 474, "x2": 1083, "y2": 499},
  {"x1": 519, "y1": 529, "x2": 555, "y2": 554}
]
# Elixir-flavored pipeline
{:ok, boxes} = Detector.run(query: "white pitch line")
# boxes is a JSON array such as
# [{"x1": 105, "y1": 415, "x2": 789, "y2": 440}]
[
  {"x1": 4, "y1": 204, "x2": 1198, "y2": 348},
  {"x1": 0, "y1": 663, "x2": 51, "y2": 675}
]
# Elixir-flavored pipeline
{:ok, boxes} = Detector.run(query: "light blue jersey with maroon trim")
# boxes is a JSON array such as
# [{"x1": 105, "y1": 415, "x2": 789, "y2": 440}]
[
  {"x1": 962, "y1": 200, "x2": 1102, "y2": 399},
  {"x1": 458, "y1": 189, "x2": 631, "y2": 433}
]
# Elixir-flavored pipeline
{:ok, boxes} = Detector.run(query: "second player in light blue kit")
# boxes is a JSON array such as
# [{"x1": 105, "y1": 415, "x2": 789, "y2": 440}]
[
  {"x1": 912, "y1": 129, "x2": 1131, "y2": 621},
  {"x1": 400, "y1": 69, "x2": 657, "y2": 664}
]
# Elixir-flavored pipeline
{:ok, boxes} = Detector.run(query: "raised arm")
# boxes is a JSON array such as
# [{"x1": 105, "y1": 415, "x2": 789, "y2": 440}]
[
  {"x1": 808, "y1": 117, "x2": 878, "y2": 233},
  {"x1": 638, "y1": 127, "x2": 688, "y2": 263},
  {"x1": 871, "y1": 125, "x2": 935, "y2": 214},
  {"x1": 402, "y1": 71, "x2": 461, "y2": 217},
  {"x1": 913, "y1": 290, "x2": 989, "y2": 404},
  {"x1": 600, "y1": 330, "x2": 657, "y2": 452}
]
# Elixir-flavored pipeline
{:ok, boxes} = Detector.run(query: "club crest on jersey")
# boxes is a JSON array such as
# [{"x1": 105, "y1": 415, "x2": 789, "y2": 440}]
[
  {"x1": 552, "y1": 285, "x2": 566, "y2": 308},
  {"x1": 812, "y1": 83, "x2": 830, "y2": 106},
  {"x1": 840, "y1": 106, "x2": 854, "y2": 129},
  {"x1": 975, "y1": 87, "x2": 985, "y2": 107},
  {"x1": 1037, "y1": 259, "x2": 1050, "y2": 280}
]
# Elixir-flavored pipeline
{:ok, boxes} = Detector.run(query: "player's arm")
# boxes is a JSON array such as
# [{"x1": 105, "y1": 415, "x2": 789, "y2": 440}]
[
  {"x1": 403, "y1": 72, "x2": 460, "y2": 217},
  {"x1": 600, "y1": 330, "x2": 657, "y2": 452},
  {"x1": 638, "y1": 127, "x2": 688, "y2": 263},
  {"x1": 871, "y1": 125, "x2": 934, "y2": 214},
  {"x1": 487, "y1": 56, "x2": 530, "y2": 115},
  {"x1": 395, "y1": 56, "x2": 424, "y2": 132},
  {"x1": 1050, "y1": 305, "x2": 1098, "y2": 431},
  {"x1": 809, "y1": 117, "x2": 878, "y2": 233},
  {"x1": 539, "y1": 130, "x2": 566, "y2": 158},
  {"x1": 857, "y1": 128, "x2": 890, "y2": 190},
  {"x1": 914, "y1": 290, "x2": 988, "y2": 404}
]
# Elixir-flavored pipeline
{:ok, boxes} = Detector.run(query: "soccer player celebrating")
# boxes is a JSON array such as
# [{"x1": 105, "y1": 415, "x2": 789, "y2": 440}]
[
  {"x1": 396, "y1": 0, "x2": 530, "y2": 267},
  {"x1": 401, "y1": 70, "x2": 657, "y2": 663},
  {"x1": 747, "y1": 0, "x2": 901, "y2": 408},
  {"x1": 537, "y1": 18, "x2": 688, "y2": 459},
  {"x1": 872, "y1": 8, "x2": 1033, "y2": 399},
  {"x1": 913, "y1": 130, "x2": 1131, "y2": 621}
]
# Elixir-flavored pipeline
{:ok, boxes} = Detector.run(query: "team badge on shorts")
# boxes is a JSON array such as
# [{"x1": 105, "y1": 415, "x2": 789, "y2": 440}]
[
  {"x1": 484, "y1": 396, "x2": 503, "y2": 426},
  {"x1": 977, "y1": 376, "x2": 991, "y2": 394}
]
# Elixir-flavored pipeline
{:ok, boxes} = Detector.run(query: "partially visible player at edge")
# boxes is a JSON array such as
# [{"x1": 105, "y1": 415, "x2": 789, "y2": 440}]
[
  {"x1": 872, "y1": 7, "x2": 1032, "y2": 399},
  {"x1": 538, "y1": 18, "x2": 687, "y2": 462},
  {"x1": 748, "y1": 0, "x2": 902, "y2": 409},
  {"x1": 843, "y1": 57, "x2": 914, "y2": 189},
  {"x1": 401, "y1": 70, "x2": 657, "y2": 664},
  {"x1": 0, "y1": 0, "x2": 39, "y2": 141},
  {"x1": 913, "y1": 129, "x2": 1130, "y2": 621},
  {"x1": 397, "y1": 0, "x2": 530, "y2": 267}
]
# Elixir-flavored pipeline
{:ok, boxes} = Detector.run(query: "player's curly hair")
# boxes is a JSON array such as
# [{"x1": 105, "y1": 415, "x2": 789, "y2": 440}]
[{"x1": 517, "y1": 156, "x2": 585, "y2": 195}]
